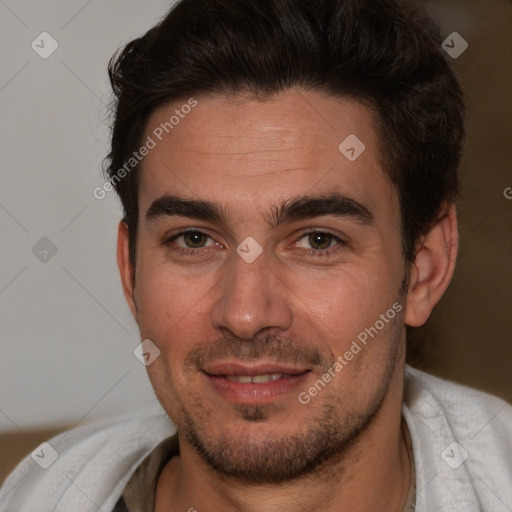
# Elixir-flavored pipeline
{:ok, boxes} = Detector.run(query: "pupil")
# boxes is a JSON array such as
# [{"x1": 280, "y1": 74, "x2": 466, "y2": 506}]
[
  {"x1": 186, "y1": 232, "x2": 205, "y2": 247},
  {"x1": 309, "y1": 233, "x2": 331, "y2": 250}
]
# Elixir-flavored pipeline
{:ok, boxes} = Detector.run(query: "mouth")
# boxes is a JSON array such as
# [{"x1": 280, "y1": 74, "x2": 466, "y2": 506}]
[
  {"x1": 225, "y1": 373, "x2": 289, "y2": 383},
  {"x1": 202, "y1": 362, "x2": 312, "y2": 404}
]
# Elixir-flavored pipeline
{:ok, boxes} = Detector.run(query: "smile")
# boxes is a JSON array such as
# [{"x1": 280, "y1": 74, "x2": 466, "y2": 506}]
[
  {"x1": 226, "y1": 373, "x2": 287, "y2": 383},
  {"x1": 202, "y1": 364, "x2": 312, "y2": 404}
]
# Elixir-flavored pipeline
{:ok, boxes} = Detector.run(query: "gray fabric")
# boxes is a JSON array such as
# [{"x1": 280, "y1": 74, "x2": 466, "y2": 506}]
[
  {"x1": 116, "y1": 421, "x2": 417, "y2": 511},
  {"x1": 121, "y1": 434, "x2": 179, "y2": 512},
  {"x1": 1, "y1": 366, "x2": 511, "y2": 511}
]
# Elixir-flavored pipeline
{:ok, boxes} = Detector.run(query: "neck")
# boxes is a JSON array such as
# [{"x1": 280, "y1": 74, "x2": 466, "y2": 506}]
[{"x1": 155, "y1": 365, "x2": 410, "y2": 512}]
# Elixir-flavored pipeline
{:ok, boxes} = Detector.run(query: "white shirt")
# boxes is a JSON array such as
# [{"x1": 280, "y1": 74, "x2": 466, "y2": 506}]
[{"x1": 1, "y1": 365, "x2": 511, "y2": 511}]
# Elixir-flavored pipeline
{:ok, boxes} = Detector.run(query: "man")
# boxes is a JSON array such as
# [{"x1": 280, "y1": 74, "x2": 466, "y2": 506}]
[{"x1": 1, "y1": 0, "x2": 511, "y2": 510}]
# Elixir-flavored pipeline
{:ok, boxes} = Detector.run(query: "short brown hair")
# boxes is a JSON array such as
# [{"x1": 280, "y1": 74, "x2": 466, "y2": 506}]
[{"x1": 106, "y1": 0, "x2": 465, "y2": 267}]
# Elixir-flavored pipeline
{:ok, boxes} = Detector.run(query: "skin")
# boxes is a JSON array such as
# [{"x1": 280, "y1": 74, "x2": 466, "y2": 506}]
[{"x1": 117, "y1": 89, "x2": 458, "y2": 511}]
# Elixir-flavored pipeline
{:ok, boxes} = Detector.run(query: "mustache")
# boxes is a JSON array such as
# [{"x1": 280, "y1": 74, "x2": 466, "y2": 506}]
[{"x1": 184, "y1": 333, "x2": 328, "y2": 371}]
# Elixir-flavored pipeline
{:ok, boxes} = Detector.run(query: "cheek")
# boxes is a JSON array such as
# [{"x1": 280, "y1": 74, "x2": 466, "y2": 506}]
[
  {"x1": 133, "y1": 263, "x2": 221, "y2": 385},
  {"x1": 287, "y1": 261, "x2": 401, "y2": 343},
  {"x1": 134, "y1": 257, "x2": 213, "y2": 334}
]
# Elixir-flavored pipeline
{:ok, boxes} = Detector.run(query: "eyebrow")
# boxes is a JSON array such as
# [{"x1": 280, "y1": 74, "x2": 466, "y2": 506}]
[
  {"x1": 267, "y1": 193, "x2": 374, "y2": 227},
  {"x1": 145, "y1": 192, "x2": 374, "y2": 227}
]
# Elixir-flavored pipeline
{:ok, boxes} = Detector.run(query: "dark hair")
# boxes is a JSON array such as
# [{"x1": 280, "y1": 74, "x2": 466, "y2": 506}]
[{"x1": 106, "y1": 0, "x2": 465, "y2": 268}]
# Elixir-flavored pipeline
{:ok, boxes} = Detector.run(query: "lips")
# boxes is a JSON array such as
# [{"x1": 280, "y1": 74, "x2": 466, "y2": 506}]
[
  {"x1": 202, "y1": 361, "x2": 311, "y2": 404},
  {"x1": 203, "y1": 362, "x2": 310, "y2": 377}
]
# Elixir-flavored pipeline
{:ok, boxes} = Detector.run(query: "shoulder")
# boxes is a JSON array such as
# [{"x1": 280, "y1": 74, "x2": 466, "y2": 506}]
[
  {"x1": 0, "y1": 404, "x2": 176, "y2": 512},
  {"x1": 403, "y1": 365, "x2": 512, "y2": 511},
  {"x1": 404, "y1": 365, "x2": 512, "y2": 438}
]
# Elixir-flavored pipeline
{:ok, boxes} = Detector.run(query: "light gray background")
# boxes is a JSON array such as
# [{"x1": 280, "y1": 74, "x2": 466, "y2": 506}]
[
  {"x1": 0, "y1": 0, "x2": 174, "y2": 432},
  {"x1": 1, "y1": 0, "x2": 511, "y2": 435}
]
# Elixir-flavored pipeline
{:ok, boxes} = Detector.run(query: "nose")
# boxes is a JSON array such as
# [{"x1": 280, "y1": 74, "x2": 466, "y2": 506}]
[{"x1": 210, "y1": 248, "x2": 293, "y2": 339}]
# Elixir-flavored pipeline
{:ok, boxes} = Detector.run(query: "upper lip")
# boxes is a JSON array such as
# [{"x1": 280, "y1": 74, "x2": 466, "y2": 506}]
[{"x1": 202, "y1": 361, "x2": 311, "y2": 376}]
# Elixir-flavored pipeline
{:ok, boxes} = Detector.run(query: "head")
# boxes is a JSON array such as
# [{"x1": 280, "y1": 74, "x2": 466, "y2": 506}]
[{"x1": 108, "y1": 0, "x2": 464, "y2": 484}]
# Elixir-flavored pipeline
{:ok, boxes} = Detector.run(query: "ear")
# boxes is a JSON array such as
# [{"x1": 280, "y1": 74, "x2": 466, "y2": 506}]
[
  {"x1": 117, "y1": 220, "x2": 137, "y2": 319},
  {"x1": 404, "y1": 204, "x2": 458, "y2": 327}
]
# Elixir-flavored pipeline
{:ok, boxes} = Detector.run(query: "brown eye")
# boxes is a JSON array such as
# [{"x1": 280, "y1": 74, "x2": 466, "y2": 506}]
[
  {"x1": 307, "y1": 232, "x2": 334, "y2": 250},
  {"x1": 163, "y1": 229, "x2": 221, "y2": 259},
  {"x1": 182, "y1": 231, "x2": 208, "y2": 248},
  {"x1": 294, "y1": 231, "x2": 346, "y2": 257}
]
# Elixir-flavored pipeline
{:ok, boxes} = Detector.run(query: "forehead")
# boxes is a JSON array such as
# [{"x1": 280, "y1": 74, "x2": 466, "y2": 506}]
[{"x1": 138, "y1": 90, "x2": 396, "y2": 221}]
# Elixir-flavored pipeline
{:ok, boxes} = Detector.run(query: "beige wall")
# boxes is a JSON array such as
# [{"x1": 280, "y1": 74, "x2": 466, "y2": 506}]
[{"x1": 416, "y1": 0, "x2": 512, "y2": 403}]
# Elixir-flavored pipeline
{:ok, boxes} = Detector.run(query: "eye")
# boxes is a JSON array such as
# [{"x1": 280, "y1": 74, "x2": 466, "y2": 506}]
[
  {"x1": 176, "y1": 231, "x2": 213, "y2": 249},
  {"x1": 300, "y1": 232, "x2": 335, "y2": 250},
  {"x1": 164, "y1": 229, "x2": 219, "y2": 254},
  {"x1": 297, "y1": 231, "x2": 341, "y2": 251},
  {"x1": 294, "y1": 231, "x2": 346, "y2": 257}
]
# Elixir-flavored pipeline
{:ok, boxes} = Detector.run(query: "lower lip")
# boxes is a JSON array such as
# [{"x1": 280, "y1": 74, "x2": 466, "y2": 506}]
[{"x1": 203, "y1": 372, "x2": 311, "y2": 404}]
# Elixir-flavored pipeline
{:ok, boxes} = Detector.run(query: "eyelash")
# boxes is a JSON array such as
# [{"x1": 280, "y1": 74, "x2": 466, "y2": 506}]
[
  {"x1": 294, "y1": 229, "x2": 346, "y2": 258},
  {"x1": 163, "y1": 229, "x2": 346, "y2": 259}
]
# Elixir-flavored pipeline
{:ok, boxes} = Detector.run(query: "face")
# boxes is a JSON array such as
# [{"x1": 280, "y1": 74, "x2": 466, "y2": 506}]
[{"x1": 122, "y1": 90, "x2": 409, "y2": 483}]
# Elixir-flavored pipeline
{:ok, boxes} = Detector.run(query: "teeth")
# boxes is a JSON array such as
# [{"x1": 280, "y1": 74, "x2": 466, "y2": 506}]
[
  {"x1": 253, "y1": 373, "x2": 283, "y2": 383},
  {"x1": 226, "y1": 373, "x2": 283, "y2": 383},
  {"x1": 226, "y1": 375, "x2": 252, "y2": 383}
]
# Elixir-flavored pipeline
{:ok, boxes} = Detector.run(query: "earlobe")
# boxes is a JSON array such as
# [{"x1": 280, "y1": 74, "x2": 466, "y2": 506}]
[
  {"x1": 404, "y1": 204, "x2": 459, "y2": 327},
  {"x1": 116, "y1": 220, "x2": 137, "y2": 319}
]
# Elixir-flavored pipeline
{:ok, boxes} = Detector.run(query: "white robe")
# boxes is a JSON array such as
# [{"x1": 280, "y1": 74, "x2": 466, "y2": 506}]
[{"x1": 1, "y1": 365, "x2": 511, "y2": 511}]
